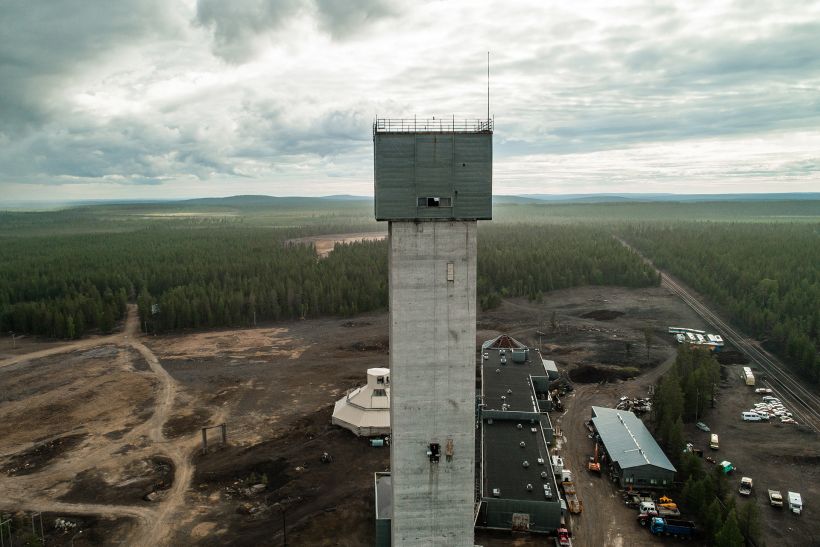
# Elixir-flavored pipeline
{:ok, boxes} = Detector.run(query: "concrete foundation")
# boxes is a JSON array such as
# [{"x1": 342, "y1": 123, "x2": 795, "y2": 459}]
[{"x1": 389, "y1": 220, "x2": 476, "y2": 546}]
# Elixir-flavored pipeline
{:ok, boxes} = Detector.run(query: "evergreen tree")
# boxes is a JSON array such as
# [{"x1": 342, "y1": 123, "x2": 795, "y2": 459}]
[
  {"x1": 714, "y1": 509, "x2": 744, "y2": 547},
  {"x1": 736, "y1": 500, "x2": 762, "y2": 546}
]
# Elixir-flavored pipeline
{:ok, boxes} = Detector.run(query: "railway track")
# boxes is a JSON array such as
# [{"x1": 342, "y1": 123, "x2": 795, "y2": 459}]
[
  {"x1": 661, "y1": 273, "x2": 820, "y2": 433},
  {"x1": 614, "y1": 236, "x2": 820, "y2": 434}
]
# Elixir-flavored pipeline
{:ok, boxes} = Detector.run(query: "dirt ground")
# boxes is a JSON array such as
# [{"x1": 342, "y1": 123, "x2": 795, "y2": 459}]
[
  {"x1": 1, "y1": 284, "x2": 817, "y2": 546},
  {"x1": 286, "y1": 231, "x2": 387, "y2": 258}
]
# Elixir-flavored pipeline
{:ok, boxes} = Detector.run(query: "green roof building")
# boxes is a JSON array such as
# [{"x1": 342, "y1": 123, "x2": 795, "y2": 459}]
[{"x1": 590, "y1": 406, "x2": 676, "y2": 489}]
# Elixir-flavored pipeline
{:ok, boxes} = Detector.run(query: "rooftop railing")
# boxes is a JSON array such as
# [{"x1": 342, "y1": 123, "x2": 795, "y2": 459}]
[{"x1": 374, "y1": 117, "x2": 493, "y2": 134}]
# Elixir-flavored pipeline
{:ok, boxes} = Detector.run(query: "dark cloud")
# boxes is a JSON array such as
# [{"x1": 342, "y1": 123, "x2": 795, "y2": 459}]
[
  {"x1": 0, "y1": 0, "x2": 172, "y2": 133},
  {"x1": 313, "y1": 0, "x2": 397, "y2": 39},
  {"x1": 195, "y1": 0, "x2": 398, "y2": 62},
  {"x1": 194, "y1": 0, "x2": 304, "y2": 62}
]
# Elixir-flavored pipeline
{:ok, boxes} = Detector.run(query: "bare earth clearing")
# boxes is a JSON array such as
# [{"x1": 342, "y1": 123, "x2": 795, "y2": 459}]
[
  {"x1": 1, "y1": 285, "x2": 817, "y2": 546},
  {"x1": 286, "y1": 231, "x2": 387, "y2": 257}
]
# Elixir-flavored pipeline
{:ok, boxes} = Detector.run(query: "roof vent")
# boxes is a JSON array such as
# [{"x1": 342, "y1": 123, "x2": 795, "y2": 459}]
[
  {"x1": 507, "y1": 389, "x2": 513, "y2": 394},
  {"x1": 540, "y1": 471, "x2": 548, "y2": 478},
  {"x1": 526, "y1": 483, "x2": 533, "y2": 491},
  {"x1": 492, "y1": 488, "x2": 501, "y2": 497},
  {"x1": 537, "y1": 458, "x2": 545, "y2": 465},
  {"x1": 516, "y1": 423, "x2": 523, "y2": 429},
  {"x1": 520, "y1": 441, "x2": 526, "y2": 448},
  {"x1": 523, "y1": 460, "x2": 530, "y2": 468},
  {"x1": 531, "y1": 428, "x2": 537, "y2": 434}
]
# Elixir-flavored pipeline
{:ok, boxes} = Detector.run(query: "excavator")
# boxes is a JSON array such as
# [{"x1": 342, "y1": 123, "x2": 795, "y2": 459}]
[
  {"x1": 587, "y1": 443, "x2": 601, "y2": 473},
  {"x1": 658, "y1": 496, "x2": 679, "y2": 511}
]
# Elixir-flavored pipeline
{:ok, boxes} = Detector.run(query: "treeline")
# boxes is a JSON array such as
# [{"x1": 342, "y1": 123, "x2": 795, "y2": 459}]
[
  {"x1": 653, "y1": 346, "x2": 721, "y2": 464},
  {"x1": 1, "y1": 221, "x2": 662, "y2": 338},
  {"x1": 653, "y1": 346, "x2": 759, "y2": 546},
  {"x1": 677, "y1": 455, "x2": 762, "y2": 546},
  {"x1": 135, "y1": 233, "x2": 388, "y2": 332},
  {"x1": 624, "y1": 222, "x2": 819, "y2": 383},
  {"x1": 478, "y1": 224, "x2": 660, "y2": 308},
  {"x1": 0, "y1": 226, "x2": 387, "y2": 337}
]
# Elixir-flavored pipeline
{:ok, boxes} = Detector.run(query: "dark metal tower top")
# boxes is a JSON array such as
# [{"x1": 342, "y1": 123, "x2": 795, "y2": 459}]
[{"x1": 373, "y1": 117, "x2": 493, "y2": 221}]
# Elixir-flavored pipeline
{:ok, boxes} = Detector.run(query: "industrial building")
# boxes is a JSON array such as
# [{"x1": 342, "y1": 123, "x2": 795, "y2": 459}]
[
  {"x1": 590, "y1": 406, "x2": 676, "y2": 488},
  {"x1": 332, "y1": 367, "x2": 390, "y2": 437},
  {"x1": 374, "y1": 117, "x2": 492, "y2": 546},
  {"x1": 475, "y1": 335, "x2": 563, "y2": 534}
]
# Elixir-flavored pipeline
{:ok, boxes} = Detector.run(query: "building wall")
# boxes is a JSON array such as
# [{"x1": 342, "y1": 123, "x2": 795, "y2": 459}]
[
  {"x1": 374, "y1": 132, "x2": 492, "y2": 220},
  {"x1": 616, "y1": 463, "x2": 675, "y2": 489},
  {"x1": 480, "y1": 498, "x2": 562, "y2": 533},
  {"x1": 389, "y1": 220, "x2": 477, "y2": 546}
]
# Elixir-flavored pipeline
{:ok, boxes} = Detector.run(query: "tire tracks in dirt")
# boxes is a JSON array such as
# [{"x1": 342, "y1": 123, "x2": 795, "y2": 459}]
[{"x1": 0, "y1": 305, "x2": 199, "y2": 546}]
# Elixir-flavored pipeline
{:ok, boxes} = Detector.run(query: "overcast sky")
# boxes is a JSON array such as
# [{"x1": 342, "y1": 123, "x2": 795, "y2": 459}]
[{"x1": 2, "y1": 0, "x2": 819, "y2": 201}]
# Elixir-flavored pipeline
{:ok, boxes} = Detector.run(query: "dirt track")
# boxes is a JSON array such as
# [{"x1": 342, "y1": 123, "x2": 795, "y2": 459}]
[{"x1": 0, "y1": 306, "x2": 196, "y2": 546}]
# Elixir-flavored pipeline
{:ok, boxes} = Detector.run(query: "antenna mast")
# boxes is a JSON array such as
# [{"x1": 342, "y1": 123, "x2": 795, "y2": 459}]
[{"x1": 487, "y1": 51, "x2": 490, "y2": 123}]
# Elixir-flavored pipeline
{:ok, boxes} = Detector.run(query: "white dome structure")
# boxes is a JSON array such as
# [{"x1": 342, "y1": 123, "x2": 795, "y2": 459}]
[{"x1": 332, "y1": 367, "x2": 391, "y2": 437}]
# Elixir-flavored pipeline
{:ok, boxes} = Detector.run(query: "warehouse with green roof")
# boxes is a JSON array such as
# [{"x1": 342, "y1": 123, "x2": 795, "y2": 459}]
[{"x1": 590, "y1": 406, "x2": 676, "y2": 489}]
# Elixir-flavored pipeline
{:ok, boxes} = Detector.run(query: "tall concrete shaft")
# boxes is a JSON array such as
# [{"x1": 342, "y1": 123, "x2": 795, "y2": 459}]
[
  {"x1": 373, "y1": 118, "x2": 492, "y2": 546},
  {"x1": 389, "y1": 220, "x2": 476, "y2": 545}
]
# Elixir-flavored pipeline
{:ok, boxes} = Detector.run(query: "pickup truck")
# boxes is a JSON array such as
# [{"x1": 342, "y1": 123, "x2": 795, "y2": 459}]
[
  {"x1": 637, "y1": 503, "x2": 681, "y2": 524},
  {"x1": 739, "y1": 477, "x2": 753, "y2": 496},
  {"x1": 768, "y1": 489, "x2": 783, "y2": 507}
]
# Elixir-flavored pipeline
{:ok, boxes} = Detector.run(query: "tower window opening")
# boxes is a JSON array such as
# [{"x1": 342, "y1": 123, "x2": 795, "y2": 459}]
[{"x1": 417, "y1": 197, "x2": 451, "y2": 207}]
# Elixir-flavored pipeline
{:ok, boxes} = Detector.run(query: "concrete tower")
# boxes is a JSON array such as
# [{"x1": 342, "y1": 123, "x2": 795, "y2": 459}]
[{"x1": 373, "y1": 117, "x2": 492, "y2": 546}]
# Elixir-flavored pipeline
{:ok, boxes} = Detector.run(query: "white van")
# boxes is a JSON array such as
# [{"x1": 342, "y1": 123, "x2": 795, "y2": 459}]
[
  {"x1": 788, "y1": 492, "x2": 802, "y2": 515},
  {"x1": 710, "y1": 434, "x2": 719, "y2": 450},
  {"x1": 742, "y1": 412, "x2": 762, "y2": 422}
]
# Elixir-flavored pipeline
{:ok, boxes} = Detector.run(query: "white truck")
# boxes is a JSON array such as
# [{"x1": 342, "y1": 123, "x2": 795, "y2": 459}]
[
  {"x1": 768, "y1": 489, "x2": 783, "y2": 507},
  {"x1": 739, "y1": 477, "x2": 753, "y2": 496},
  {"x1": 788, "y1": 492, "x2": 802, "y2": 515}
]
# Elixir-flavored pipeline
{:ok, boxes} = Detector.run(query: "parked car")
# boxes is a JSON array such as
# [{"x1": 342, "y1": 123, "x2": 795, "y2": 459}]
[{"x1": 696, "y1": 422, "x2": 710, "y2": 432}]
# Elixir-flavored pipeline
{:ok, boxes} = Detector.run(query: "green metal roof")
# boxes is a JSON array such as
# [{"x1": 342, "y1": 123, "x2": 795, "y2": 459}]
[{"x1": 591, "y1": 406, "x2": 676, "y2": 472}]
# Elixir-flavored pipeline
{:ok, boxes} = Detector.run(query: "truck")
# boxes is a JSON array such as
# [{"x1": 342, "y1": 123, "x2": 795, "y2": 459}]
[
  {"x1": 739, "y1": 477, "x2": 753, "y2": 496},
  {"x1": 561, "y1": 477, "x2": 583, "y2": 514},
  {"x1": 638, "y1": 502, "x2": 681, "y2": 521},
  {"x1": 555, "y1": 527, "x2": 572, "y2": 547},
  {"x1": 768, "y1": 489, "x2": 783, "y2": 507},
  {"x1": 624, "y1": 491, "x2": 655, "y2": 508},
  {"x1": 649, "y1": 517, "x2": 697, "y2": 538},
  {"x1": 788, "y1": 492, "x2": 802, "y2": 515},
  {"x1": 709, "y1": 434, "x2": 719, "y2": 449},
  {"x1": 718, "y1": 461, "x2": 734, "y2": 474}
]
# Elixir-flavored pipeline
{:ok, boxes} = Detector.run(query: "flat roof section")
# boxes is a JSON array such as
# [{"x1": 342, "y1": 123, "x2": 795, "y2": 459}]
[
  {"x1": 591, "y1": 406, "x2": 676, "y2": 472},
  {"x1": 482, "y1": 348, "x2": 545, "y2": 412},
  {"x1": 483, "y1": 417, "x2": 557, "y2": 502}
]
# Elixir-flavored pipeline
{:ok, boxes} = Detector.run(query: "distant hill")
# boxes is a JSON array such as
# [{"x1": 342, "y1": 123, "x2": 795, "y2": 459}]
[
  {"x1": 512, "y1": 193, "x2": 820, "y2": 203},
  {"x1": 178, "y1": 195, "x2": 370, "y2": 207},
  {"x1": 4, "y1": 193, "x2": 818, "y2": 211}
]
